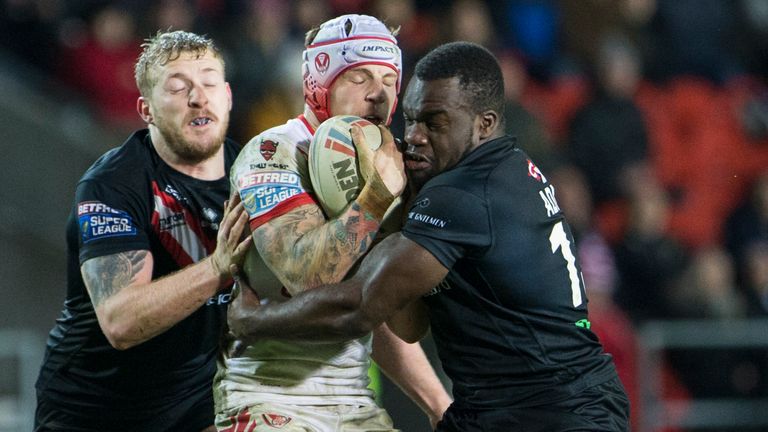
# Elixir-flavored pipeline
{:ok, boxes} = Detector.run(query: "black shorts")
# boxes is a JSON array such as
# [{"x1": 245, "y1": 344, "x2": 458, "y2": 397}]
[
  {"x1": 436, "y1": 376, "x2": 630, "y2": 432},
  {"x1": 35, "y1": 389, "x2": 215, "y2": 432}
]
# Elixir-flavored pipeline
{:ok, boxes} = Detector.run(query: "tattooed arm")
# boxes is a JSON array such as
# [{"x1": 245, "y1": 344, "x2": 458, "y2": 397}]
[
  {"x1": 253, "y1": 202, "x2": 383, "y2": 294},
  {"x1": 253, "y1": 126, "x2": 406, "y2": 295},
  {"x1": 82, "y1": 196, "x2": 251, "y2": 350}
]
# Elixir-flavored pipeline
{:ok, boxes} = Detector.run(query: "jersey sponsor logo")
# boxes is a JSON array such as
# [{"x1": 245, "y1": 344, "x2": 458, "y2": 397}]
[
  {"x1": 158, "y1": 211, "x2": 187, "y2": 231},
  {"x1": 539, "y1": 185, "x2": 561, "y2": 217},
  {"x1": 164, "y1": 184, "x2": 188, "y2": 205},
  {"x1": 78, "y1": 201, "x2": 137, "y2": 243},
  {"x1": 243, "y1": 186, "x2": 302, "y2": 215},
  {"x1": 238, "y1": 171, "x2": 304, "y2": 217},
  {"x1": 527, "y1": 159, "x2": 547, "y2": 183},
  {"x1": 575, "y1": 318, "x2": 591, "y2": 329},
  {"x1": 206, "y1": 291, "x2": 231, "y2": 306},
  {"x1": 315, "y1": 52, "x2": 330, "y2": 75},
  {"x1": 238, "y1": 172, "x2": 300, "y2": 188},
  {"x1": 330, "y1": 157, "x2": 360, "y2": 201},
  {"x1": 407, "y1": 211, "x2": 447, "y2": 228},
  {"x1": 262, "y1": 413, "x2": 292, "y2": 428},
  {"x1": 260, "y1": 139, "x2": 279, "y2": 161}
]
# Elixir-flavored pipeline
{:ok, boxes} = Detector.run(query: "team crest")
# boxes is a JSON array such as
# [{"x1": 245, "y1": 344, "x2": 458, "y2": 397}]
[
  {"x1": 262, "y1": 413, "x2": 292, "y2": 428},
  {"x1": 527, "y1": 159, "x2": 547, "y2": 183},
  {"x1": 260, "y1": 139, "x2": 279, "y2": 161},
  {"x1": 315, "y1": 52, "x2": 330, "y2": 75}
]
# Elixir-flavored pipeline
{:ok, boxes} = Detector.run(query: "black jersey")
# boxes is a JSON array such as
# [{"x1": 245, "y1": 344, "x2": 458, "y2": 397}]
[
  {"x1": 36, "y1": 130, "x2": 239, "y2": 426},
  {"x1": 402, "y1": 136, "x2": 618, "y2": 409}
]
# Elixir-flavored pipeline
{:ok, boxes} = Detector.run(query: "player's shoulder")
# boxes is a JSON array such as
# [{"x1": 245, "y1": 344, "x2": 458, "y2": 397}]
[
  {"x1": 233, "y1": 117, "x2": 312, "y2": 172},
  {"x1": 421, "y1": 137, "x2": 535, "y2": 198},
  {"x1": 81, "y1": 130, "x2": 152, "y2": 186}
]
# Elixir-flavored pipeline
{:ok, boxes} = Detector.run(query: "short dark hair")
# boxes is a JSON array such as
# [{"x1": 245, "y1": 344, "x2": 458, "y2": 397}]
[{"x1": 414, "y1": 41, "x2": 504, "y2": 116}]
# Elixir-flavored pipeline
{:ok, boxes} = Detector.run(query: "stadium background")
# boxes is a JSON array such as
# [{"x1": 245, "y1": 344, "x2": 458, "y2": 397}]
[{"x1": 2, "y1": 0, "x2": 768, "y2": 431}]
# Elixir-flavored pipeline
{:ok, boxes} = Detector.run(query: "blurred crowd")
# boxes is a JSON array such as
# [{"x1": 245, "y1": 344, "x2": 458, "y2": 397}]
[{"x1": 4, "y1": 0, "x2": 768, "y2": 429}]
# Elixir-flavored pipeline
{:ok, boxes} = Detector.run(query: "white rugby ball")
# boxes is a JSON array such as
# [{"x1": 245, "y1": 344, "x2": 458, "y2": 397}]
[{"x1": 309, "y1": 115, "x2": 382, "y2": 217}]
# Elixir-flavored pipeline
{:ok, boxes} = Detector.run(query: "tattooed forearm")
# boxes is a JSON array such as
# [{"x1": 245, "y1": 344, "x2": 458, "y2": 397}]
[
  {"x1": 254, "y1": 202, "x2": 381, "y2": 290},
  {"x1": 82, "y1": 251, "x2": 148, "y2": 307}
]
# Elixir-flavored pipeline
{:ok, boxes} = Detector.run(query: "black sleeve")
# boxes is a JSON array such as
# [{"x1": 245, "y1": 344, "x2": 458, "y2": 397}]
[
  {"x1": 76, "y1": 179, "x2": 150, "y2": 263},
  {"x1": 401, "y1": 185, "x2": 491, "y2": 270}
]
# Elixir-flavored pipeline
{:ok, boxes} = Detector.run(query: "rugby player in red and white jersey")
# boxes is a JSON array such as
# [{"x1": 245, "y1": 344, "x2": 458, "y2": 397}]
[{"x1": 214, "y1": 14, "x2": 451, "y2": 431}]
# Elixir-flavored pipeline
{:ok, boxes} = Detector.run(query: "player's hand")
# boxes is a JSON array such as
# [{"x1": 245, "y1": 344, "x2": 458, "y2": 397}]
[
  {"x1": 210, "y1": 192, "x2": 252, "y2": 286},
  {"x1": 353, "y1": 124, "x2": 406, "y2": 197},
  {"x1": 227, "y1": 264, "x2": 261, "y2": 352}
]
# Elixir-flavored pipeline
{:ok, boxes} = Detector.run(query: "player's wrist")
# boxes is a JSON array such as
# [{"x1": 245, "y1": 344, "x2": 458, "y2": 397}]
[
  {"x1": 356, "y1": 169, "x2": 396, "y2": 220},
  {"x1": 208, "y1": 255, "x2": 230, "y2": 287}
]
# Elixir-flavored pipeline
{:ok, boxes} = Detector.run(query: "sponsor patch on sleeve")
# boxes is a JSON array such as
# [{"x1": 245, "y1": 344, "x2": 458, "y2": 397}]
[
  {"x1": 407, "y1": 196, "x2": 449, "y2": 229},
  {"x1": 78, "y1": 201, "x2": 137, "y2": 243},
  {"x1": 237, "y1": 171, "x2": 305, "y2": 219}
]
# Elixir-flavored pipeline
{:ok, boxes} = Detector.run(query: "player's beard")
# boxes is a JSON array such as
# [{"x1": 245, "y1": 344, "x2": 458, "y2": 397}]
[{"x1": 156, "y1": 115, "x2": 229, "y2": 164}]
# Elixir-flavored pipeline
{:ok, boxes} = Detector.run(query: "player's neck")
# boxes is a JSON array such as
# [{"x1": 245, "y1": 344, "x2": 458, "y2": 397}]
[{"x1": 303, "y1": 107, "x2": 321, "y2": 129}]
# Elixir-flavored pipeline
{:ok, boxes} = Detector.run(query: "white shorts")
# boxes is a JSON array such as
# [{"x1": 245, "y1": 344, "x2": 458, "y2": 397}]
[{"x1": 215, "y1": 402, "x2": 398, "y2": 432}]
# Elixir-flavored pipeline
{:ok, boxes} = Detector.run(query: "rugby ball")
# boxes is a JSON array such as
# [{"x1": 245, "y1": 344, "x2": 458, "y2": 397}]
[{"x1": 309, "y1": 115, "x2": 383, "y2": 217}]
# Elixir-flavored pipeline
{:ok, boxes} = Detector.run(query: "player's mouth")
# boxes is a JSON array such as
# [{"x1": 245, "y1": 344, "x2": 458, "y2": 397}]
[
  {"x1": 362, "y1": 115, "x2": 383, "y2": 125},
  {"x1": 405, "y1": 151, "x2": 431, "y2": 171},
  {"x1": 189, "y1": 116, "x2": 213, "y2": 127}
]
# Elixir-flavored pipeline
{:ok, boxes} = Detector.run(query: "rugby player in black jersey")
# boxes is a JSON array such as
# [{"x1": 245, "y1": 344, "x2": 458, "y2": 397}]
[
  {"x1": 35, "y1": 31, "x2": 251, "y2": 432},
  {"x1": 228, "y1": 41, "x2": 630, "y2": 431}
]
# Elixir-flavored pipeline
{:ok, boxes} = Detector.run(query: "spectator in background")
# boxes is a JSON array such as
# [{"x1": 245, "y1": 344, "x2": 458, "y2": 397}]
[
  {"x1": 645, "y1": 0, "x2": 744, "y2": 84},
  {"x1": 223, "y1": 0, "x2": 309, "y2": 143},
  {"x1": 734, "y1": 0, "x2": 768, "y2": 80},
  {"x1": 289, "y1": 0, "x2": 333, "y2": 39},
  {"x1": 614, "y1": 171, "x2": 688, "y2": 323},
  {"x1": 567, "y1": 32, "x2": 649, "y2": 211},
  {"x1": 0, "y1": 0, "x2": 64, "y2": 74},
  {"x1": 725, "y1": 171, "x2": 768, "y2": 289},
  {"x1": 499, "y1": 50, "x2": 556, "y2": 166},
  {"x1": 502, "y1": 0, "x2": 562, "y2": 81},
  {"x1": 566, "y1": 32, "x2": 651, "y2": 244},
  {"x1": 742, "y1": 241, "x2": 768, "y2": 316},
  {"x1": 371, "y1": 0, "x2": 437, "y2": 74},
  {"x1": 559, "y1": 0, "x2": 656, "y2": 74},
  {"x1": 57, "y1": 3, "x2": 142, "y2": 131},
  {"x1": 143, "y1": 0, "x2": 196, "y2": 35},
  {"x1": 665, "y1": 247, "x2": 767, "y2": 401},
  {"x1": 667, "y1": 247, "x2": 745, "y2": 320},
  {"x1": 446, "y1": 0, "x2": 498, "y2": 49}
]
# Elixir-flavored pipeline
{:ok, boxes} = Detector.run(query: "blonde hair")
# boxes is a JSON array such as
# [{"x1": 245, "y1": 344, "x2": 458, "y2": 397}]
[{"x1": 134, "y1": 30, "x2": 225, "y2": 97}]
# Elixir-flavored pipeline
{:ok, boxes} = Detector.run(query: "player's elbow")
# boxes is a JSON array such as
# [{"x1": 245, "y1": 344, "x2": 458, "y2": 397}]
[
  {"x1": 390, "y1": 326, "x2": 427, "y2": 344},
  {"x1": 96, "y1": 312, "x2": 141, "y2": 350},
  {"x1": 337, "y1": 313, "x2": 378, "y2": 340},
  {"x1": 101, "y1": 323, "x2": 138, "y2": 350}
]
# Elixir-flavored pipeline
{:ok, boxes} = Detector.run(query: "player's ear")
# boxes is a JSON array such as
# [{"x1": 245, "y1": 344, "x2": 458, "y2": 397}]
[
  {"x1": 477, "y1": 109, "x2": 499, "y2": 140},
  {"x1": 137, "y1": 97, "x2": 153, "y2": 124}
]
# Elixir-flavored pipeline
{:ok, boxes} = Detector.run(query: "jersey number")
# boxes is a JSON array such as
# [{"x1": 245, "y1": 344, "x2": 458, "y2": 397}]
[{"x1": 548, "y1": 221, "x2": 583, "y2": 307}]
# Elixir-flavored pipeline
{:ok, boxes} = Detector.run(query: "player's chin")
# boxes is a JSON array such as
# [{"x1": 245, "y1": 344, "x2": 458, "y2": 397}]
[
  {"x1": 405, "y1": 158, "x2": 431, "y2": 172},
  {"x1": 406, "y1": 164, "x2": 433, "y2": 185}
]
